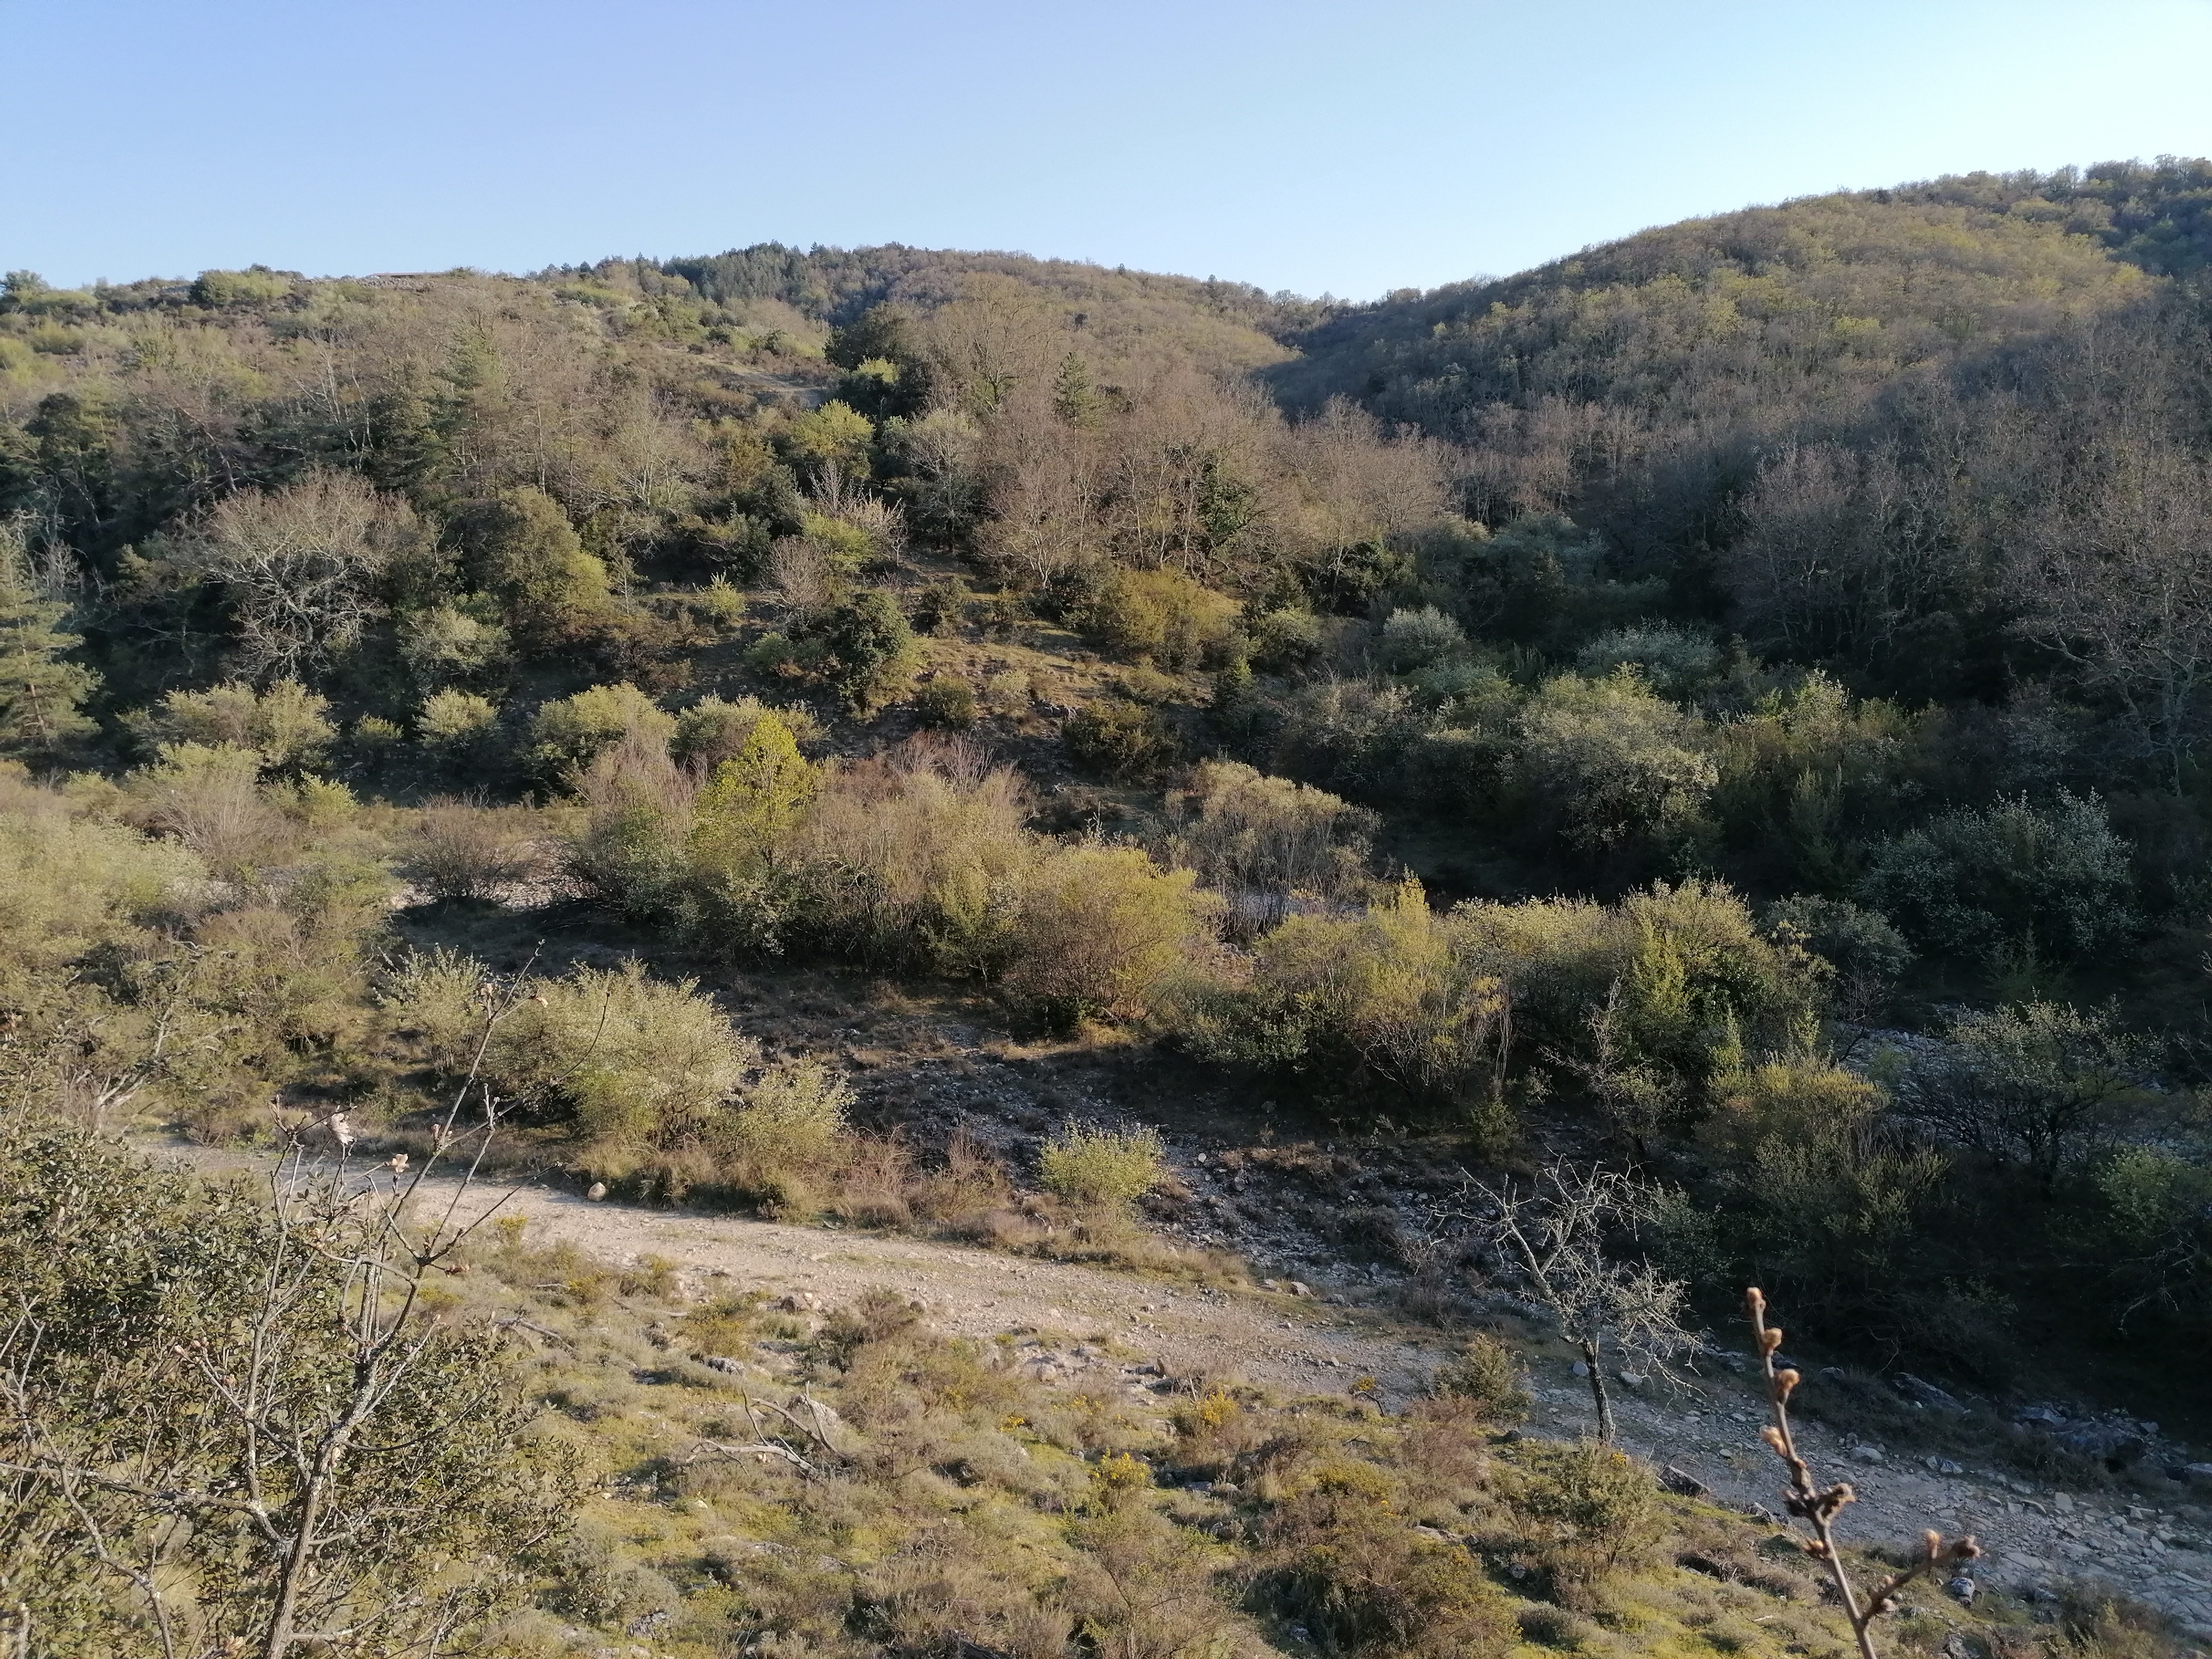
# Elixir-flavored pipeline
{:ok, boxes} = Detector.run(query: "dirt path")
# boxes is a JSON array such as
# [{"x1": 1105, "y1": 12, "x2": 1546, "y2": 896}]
[{"x1": 152, "y1": 1143, "x2": 2212, "y2": 1637}]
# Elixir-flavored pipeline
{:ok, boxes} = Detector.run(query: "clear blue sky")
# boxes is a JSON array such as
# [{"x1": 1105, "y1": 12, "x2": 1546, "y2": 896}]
[{"x1": 7, "y1": 0, "x2": 2211, "y2": 300}]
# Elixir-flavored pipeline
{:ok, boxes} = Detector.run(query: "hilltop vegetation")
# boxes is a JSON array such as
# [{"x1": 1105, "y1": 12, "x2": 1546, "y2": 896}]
[{"x1": 4, "y1": 168, "x2": 2212, "y2": 1655}]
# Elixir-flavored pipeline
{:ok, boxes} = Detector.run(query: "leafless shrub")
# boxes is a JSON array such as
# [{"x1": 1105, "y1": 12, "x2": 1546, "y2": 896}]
[{"x1": 403, "y1": 799, "x2": 546, "y2": 901}]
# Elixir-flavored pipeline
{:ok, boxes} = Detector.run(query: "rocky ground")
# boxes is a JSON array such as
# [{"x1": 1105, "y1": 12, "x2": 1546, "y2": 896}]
[{"x1": 159, "y1": 1138, "x2": 2212, "y2": 1642}]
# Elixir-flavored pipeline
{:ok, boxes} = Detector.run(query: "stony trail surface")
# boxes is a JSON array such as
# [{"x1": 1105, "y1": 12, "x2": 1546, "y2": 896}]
[{"x1": 154, "y1": 1142, "x2": 2212, "y2": 1639}]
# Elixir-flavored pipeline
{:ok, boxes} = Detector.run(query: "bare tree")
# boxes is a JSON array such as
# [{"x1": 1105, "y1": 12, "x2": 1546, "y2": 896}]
[
  {"x1": 2013, "y1": 440, "x2": 2212, "y2": 793},
  {"x1": 1451, "y1": 1158, "x2": 1697, "y2": 1441},
  {"x1": 1745, "y1": 1288, "x2": 1979, "y2": 1659},
  {"x1": 191, "y1": 470, "x2": 422, "y2": 681}
]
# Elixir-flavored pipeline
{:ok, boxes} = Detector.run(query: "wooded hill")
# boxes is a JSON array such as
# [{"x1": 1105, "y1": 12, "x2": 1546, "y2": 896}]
[{"x1": 6, "y1": 160, "x2": 2212, "y2": 1656}]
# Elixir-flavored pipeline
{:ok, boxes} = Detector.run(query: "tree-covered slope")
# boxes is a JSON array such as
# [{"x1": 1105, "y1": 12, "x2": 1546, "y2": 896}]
[{"x1": 1271, "y1": 159, "x2": 2212, "y2": 439}]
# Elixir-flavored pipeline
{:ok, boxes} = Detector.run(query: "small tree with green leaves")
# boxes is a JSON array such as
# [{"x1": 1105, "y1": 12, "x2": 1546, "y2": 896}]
[{"x1": 0, "y1": 519, "x2": 97, "y2": 760}]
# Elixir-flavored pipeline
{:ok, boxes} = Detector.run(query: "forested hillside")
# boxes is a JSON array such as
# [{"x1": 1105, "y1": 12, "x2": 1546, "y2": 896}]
[{"x1": 6, "y1": 170, "x2": 2212, "y2": 1657}]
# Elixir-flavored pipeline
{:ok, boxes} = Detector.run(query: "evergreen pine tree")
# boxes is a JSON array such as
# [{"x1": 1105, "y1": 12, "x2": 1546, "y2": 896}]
[
  {"x1": 0, "y1": 521, "x2": 98, "y2": 758},
  {"x1": 1052, "y1": 351, "x2": 1102, "y2": 430}
]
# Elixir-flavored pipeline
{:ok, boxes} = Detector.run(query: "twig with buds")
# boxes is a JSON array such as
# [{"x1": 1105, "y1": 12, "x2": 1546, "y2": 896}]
[{"x1": 1746, "y1": 1287, "x2": 1980, "y2": 1659}]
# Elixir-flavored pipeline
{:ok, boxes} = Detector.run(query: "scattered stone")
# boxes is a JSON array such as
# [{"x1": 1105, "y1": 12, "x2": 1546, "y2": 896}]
[
  {"x1": 2015, "y1": 1404, "x2": 2065, "y2": 1430},
  {"x1": 1896, "y1": 1373, "x2": 1968, "y2": 1413},
  {"x1": 772, "y1": 1292, "x2": 823, "y2": 1313},
  {"x1": 702, "y1": 1355, "x2": 743, "y2": 1375},
  {"x1": 2054, "y1": 1492, "x2": 2074, "y2": 1513},
  {"x1": 1924, "y1": 1456, "x2": 1964, "y2": 1475},
  {"x1": 2182, "y1": 1464, "x2": 2212, "y2": 1488},
  {"x1": 1661, "y1": 1465, "x2": 1710, "y2": 1498},
  {"x1": 1571, "y1": 1361, "x2": 1590, "y2": 1378},
  {"x1": 1946, "y1": 1574, "x2": 1978, "y2": 1606},
  {"x1": 585, "y1": 1181, "x2": 608, "y2": 1201},
  {"x1": 1851, "y1": 1444, "x2": 1886, "y2": 1464},
  {"x1": 1286, "y1": 1281, "x2": 1314, "y2": 1298},
  {"x1": 1618, "y1": 1370, "x2": 1646, "y2": 1386}
]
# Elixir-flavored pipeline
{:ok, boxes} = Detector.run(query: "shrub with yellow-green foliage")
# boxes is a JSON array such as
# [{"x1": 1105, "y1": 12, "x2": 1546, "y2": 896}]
[
  {"x1": 386, "y1": 951, "x2": 860, "y2": 1202},
  {"x1": 0, "y1": 763, "x2": 393, "y2": 1140},
  {"x1": 1200, "y1": 879, "x2": 1510, "y2": 1115},
  {"x1": 124, "y1": 679, "x2": 336, "y2": 774},
  {"x1": 1494, "y1": 1438, "x2": 1663, "y2": 1599},
  {"x1": 1037, "y1": 1121, "x2": 1167, "y2": 1213},
  {"x1": 1177, "y1": 877, "x2": 1821, "y2": 1133},
  {"x1": 1004, "y1": 843, "x2": 1219, "y2": 1026},
  {"x1": 1512, "y1": 667, "x2": 1717, "y2": 851},
  {"x1": 524, "y1": 681, "x2": 677, "y2": 789},
  {"x1": 670, "y1": 693, "x2": 823, "y2": 773},
  {"x1": 1076, "y1": 565, "x2": 1241, "y2": 670},
  {"x1": 786, "y1": 740, "x2": 1035, "y2": 976}
]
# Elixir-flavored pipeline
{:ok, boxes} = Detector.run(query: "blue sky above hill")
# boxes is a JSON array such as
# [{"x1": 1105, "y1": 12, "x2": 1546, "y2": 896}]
[{"x1": 8, "y1": 0, "x2": 2212, "y2": 298}]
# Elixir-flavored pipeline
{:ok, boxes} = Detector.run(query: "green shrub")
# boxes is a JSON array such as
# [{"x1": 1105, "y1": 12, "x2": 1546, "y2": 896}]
[
  {"x1": 1065, "y1": 697, "x2": 1181, "y2": 780},
  {"x1": 418, "y1": 687, "x2": 501, "y2": 756},
  {"x1": 1513, "y1": 669, "x2": 1715, "y2": 849},
  {"x1": 481, "y1": 961, "x2": 756, "y2": 1169},
  {"x1": 397, "y1": 602, "x2": 511, "y2": 689},
  {"x1": 1427, "y1": 1333, "x2": 1531, "y2": 1422},
  {"x1": 1378, "y1": 604, "x2": 1467, "y2": 672},
  {"x1": 524, "y1": 683, "x2": 676, "y2": 789},
  {"x1": 1858, "y1": 790, "x2": 2136, "y2": 966},
  {"x1": 1004, "y1": 844, "x2": 1218, "y2": 1025},
  {"x1": 1573, "y1": 623, "x2": 1720, "y2": 693},
  {"x1": 912, "y1": 675, "x2": 979, "y2": 729},
  {"x1": 670, "y1": 693, "x2": 822, "y2": 773},
  {"x1": 128, "y1": 679, "x2": 336, "y2": 774},
  {"x1": 348, "y1": 714, "x2": 404, "y2": 761},
  {"x1": 1076, "y1": 567, "x2": 1239, "y2": 670},
  {"x1": 814, "y1": 590, "x2": 915, "y2": 711},
  {"x1": 910, "y1": 576, "x2": 969, "y2": 634},
  {"x1": 1499, "y1": 1440, "x2": 1662, "y2": 1592},
  {"x1": 469, "y1": 485, "x2": 614, "y2": 648},
  {"x1": 1248, "y1": 606, "x2": 1324, "y2": 671},
  {"x1": 1163, "y1": 759, "x2": 1376, "y2": 933},
  {"x1": 1264, "y1": 1475, "x2": 1515, "y2": 1658},
  {"x1": 1037, "y1": 1121, "x2": 1166, "y2": 1211},
  {"x1": 711, "y1": 1056, "x2": 854, "y2": 1209},
  {"x1": 1760, "y1": 895, "x2": 1913, "y2": 991},
  {"x1": 1912, "y1": 1001, "x2": 2152, "y2": 1191},
  {"x1": 0, "y1": 1120, "x2": 567, "y2": 1652},
  {"x1": 190, "y1": 265, "x2": 294, "y2": 305},
  {"x1": 564, "y1": 735, "x2": 696, "y2": 923},
  {"x1": 1454, "y1": 879, "x2": 1824, "y2": 1093},
  {"x1": 2089, "y1": 1146, "x2": 2212, "y2": 1331},
  {"x1": 1190, "y1": 879, "x2": 1510, "y2": 1116}
]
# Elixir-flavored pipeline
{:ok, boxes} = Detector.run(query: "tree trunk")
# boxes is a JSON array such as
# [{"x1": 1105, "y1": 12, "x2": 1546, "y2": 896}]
[{"x1": 1580, "y1": 1338, "x2": 1615, "y2": 1443}]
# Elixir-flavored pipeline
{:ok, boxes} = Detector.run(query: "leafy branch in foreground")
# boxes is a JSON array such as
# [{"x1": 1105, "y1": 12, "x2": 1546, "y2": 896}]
[
  {"x1": 0, "y1": 967, "x2": 573, "y2": 1659},
  {"x1": 1746, "y1": 1287, "x2": 1980, "y2": 1659}
]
